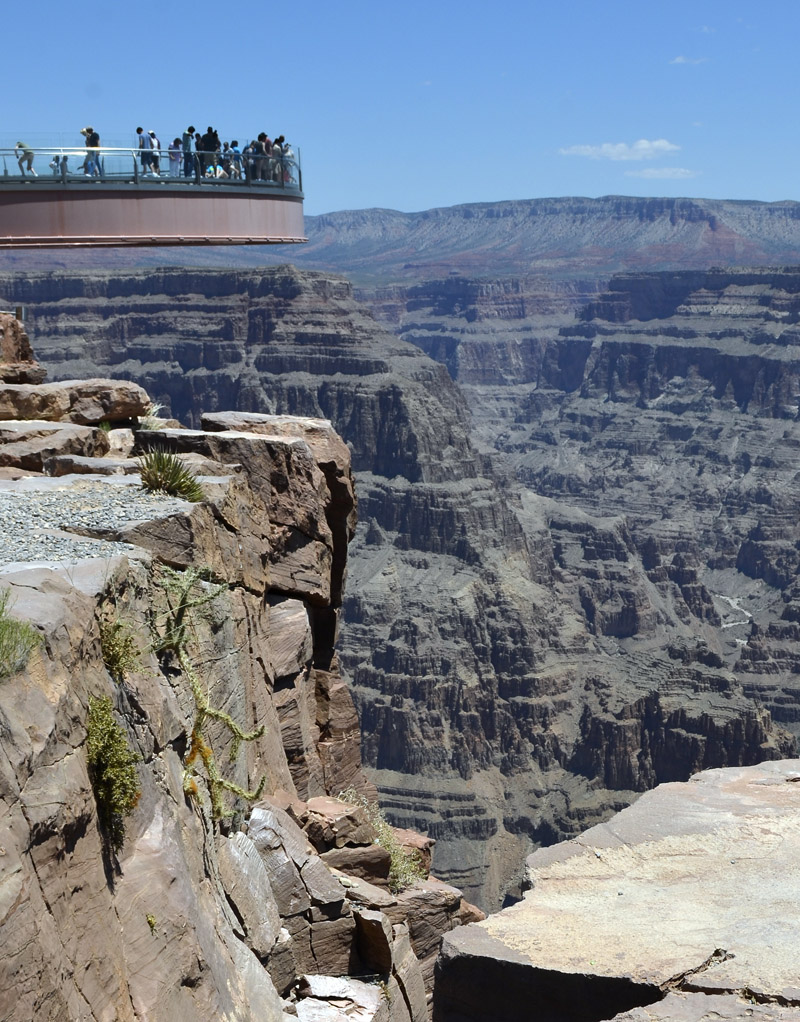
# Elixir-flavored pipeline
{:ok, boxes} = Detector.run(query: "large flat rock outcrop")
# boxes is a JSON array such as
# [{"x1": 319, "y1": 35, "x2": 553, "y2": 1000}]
[{"x1": 434, "y1": 760, "x2": 800, "y2": 1022}]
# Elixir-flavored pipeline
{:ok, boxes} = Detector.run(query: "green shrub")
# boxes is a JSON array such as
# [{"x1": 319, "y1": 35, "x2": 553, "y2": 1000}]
[
  {"x1": 99, "y1": 618, "x2": 142, "y2": 681},
  {"x1": 86, "y1": 695, "x2": 140, "y2": 850},
  {"x1": 336, "y1": 787, "x2": 427, "y2": 893},
  {"x1": 0, "y1": 588, "x2": 41, "y2": 679},
  {"x1": 138, "y1": 449, "x2": 205, "y2": 502}
]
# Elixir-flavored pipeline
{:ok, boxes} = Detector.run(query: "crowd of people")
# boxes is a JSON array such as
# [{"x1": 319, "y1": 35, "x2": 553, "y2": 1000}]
[
  {"x1": 11, "y1": 126, "x2": 296, "y2": 184},
  {"x1": 137, "y1": 125, "x2": 295, "y2": 181}
]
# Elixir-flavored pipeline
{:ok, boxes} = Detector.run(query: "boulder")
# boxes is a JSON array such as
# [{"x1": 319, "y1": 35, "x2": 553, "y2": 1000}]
[
  {"x1": 0, "y1": 362, "x2": 47, "y2": 385},
  {"x1": 391, "y1": 924, "x2": 429, "y2": 1022},
  {"x1": 319, "y1": 844, "x2": 392, "y2": 887},
  {"x1": 389, "y1": 826, "x2": 435, "y2": 875},
  {"x1": 385, "y1": 880, "x2": 464, "y2": 993},
  {"x1": 0, "y1": 313, "x2": 41, "y2": 382},
  {"x1": 296, "y1": 975, "x2": 388, "y2": 1022},
  {"x1": 303, "y1": 795, "x2": 376, "y2": 852},
  {"x1": 0, "y1": 421, "x2": 110, "y2": 470},
  {"x1": 327, "y1": 870, "x2": 398, "y2": 912},
  {"x1": 0, "y1": 379, "x2": 150, "y2": 424}
]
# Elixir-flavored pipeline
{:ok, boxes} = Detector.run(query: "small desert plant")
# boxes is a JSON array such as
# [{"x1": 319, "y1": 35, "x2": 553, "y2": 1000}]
[
  {"x1": 0, "y1": 587, "x2": 41, "y2": 680},
  {"x1": 336, "y1": 787, "x2": 427, "y2": 893},
  {"x1": 138, "y1": 449, "x2": 205, "y2": 502},
  {"x1": 99, "y1": 618, "x2": 142, "y2": 681},
  {"x1": 86, "y1": 695, "x2": 140, "y2": 850},
  {"x1": 97, "y1": 420, "x2": 112, "y2": 433},
  {"x1": 138, "y1": 401, "x2": 166, "y2": 431},
  {"x1": 153, "y1": 566, "x2": 265, "y2": 819}
]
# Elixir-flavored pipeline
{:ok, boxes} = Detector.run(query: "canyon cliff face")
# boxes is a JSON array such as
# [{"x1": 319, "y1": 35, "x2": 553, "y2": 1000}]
[
  {"x1": 0, "y1": 269, "x2": 796, "y2": 914},
  {"x1": 0, "y1": 321, "x2": 489, "y2": 1020}
]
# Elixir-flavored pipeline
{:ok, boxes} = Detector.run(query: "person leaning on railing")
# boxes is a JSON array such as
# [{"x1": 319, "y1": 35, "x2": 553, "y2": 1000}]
[{"x1": 14, "y1": 142, "x2": 38, "y2": 177}]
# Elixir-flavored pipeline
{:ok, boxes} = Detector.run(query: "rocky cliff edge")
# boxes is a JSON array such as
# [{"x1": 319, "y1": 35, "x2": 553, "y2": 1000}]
[
  {"x1": 434, "y1": 758, "x2": 800, "y2": 1022},
  {"x1": 0, "y1": 314, "x2": 480, "y2": 1022}
]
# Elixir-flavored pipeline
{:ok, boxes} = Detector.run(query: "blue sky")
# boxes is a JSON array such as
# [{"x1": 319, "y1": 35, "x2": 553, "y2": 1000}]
[{"x1": 2, "y1": 0, "x2": 795, "y2": 215}]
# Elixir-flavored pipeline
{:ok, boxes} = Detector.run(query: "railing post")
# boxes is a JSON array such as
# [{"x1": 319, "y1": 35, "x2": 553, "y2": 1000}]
[
  {"x1": 60, "y1": 157, "x2": 68, "y2": 184},
  {"x1": 194, "y1": 153, "x2": 202, "y2": 185},
  {"x1": 133, "y1": 152, "x2": 139, "y2": 184}
]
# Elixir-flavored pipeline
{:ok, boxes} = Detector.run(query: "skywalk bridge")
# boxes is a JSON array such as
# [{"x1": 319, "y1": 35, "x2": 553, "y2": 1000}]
[{"x1": 0, "y1": 146, "x2": 305, "y2": 247}]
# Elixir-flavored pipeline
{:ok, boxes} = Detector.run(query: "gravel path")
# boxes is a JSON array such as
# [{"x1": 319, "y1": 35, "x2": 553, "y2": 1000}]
[{"x1": 0, "y1": 479, "x2": 190, "y2": 569}]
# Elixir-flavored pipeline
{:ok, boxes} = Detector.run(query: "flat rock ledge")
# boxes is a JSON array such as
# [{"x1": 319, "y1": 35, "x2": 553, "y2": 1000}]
[{"x1": 433, "y1": 760, "x2": 800, "y2": 1022}]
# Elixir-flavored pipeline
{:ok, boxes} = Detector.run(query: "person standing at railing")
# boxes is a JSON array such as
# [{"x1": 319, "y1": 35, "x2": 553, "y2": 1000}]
[
  {"x1": 149, "y1": 131, "x2": 161, "y2": 176},
  {"x1": 136, "y1": 127, "x2": 154, "y2": 176},
  {"x1": 80, "y1": 126, "x2": 101, "y2": 176},
  {"x1": 230, "y1": 140, "x2": 242, "y2": 180},
  {"x1": 14, "y1": 142, "x2": 38, "y2": 177},
  {"x1": 168, "y1": 138, "x2": 182, "y2": 177},
  {"x1": 182, "y1": 126, "x2": 196, "y2": 178},
  {"x1": 200, "y1": 126, "x2": 220, "y2": 173}
]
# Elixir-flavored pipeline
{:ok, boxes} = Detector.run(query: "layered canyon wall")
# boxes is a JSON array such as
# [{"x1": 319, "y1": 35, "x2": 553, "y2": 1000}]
[{"x1": 0, "y1": 268, "x2": 795, "y2": 913}]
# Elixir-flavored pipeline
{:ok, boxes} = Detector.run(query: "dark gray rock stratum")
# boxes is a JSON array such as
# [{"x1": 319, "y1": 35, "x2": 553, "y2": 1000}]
[{"x1": 0, "y1": 265, "x2": 795, "y2": 911}]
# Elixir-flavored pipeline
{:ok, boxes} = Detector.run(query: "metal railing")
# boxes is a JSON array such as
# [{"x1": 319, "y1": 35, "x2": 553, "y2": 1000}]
[{"x1": 0, "y1": 146, "x2": 302, "y2": 195}]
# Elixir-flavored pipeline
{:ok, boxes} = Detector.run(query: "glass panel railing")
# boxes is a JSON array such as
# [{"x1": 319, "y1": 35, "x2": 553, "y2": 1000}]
[{"x1": 0, "y1": 146, "x2": 302, "y2": 195}]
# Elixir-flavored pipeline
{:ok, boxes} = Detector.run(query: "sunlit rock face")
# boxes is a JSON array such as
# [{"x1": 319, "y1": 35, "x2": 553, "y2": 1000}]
[
  {"x1": 434, "y1": 759, "x2": 800, "y2": 1022},
  {"x1": 0, "y1": 267, "x2": 797, "y2": 913}
]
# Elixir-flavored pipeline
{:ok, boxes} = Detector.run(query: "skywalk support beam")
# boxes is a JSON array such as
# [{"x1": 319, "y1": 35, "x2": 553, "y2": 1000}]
[{"x1": 0, "y1": 185, "x2": 305, "y2": 247}]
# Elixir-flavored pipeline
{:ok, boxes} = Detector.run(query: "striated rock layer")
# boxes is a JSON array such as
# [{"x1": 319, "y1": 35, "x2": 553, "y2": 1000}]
[
  {"x1": 0, "y1": 270, "x2": 796, "y2": 913},
  {"x1": 434, "y1": 759, "x2": 800, "y2": 1022}
]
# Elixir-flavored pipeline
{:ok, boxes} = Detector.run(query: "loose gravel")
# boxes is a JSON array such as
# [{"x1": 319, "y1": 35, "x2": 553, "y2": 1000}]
[{"x1": 0, "y1": 479, "x2": 190, "y2": 569}]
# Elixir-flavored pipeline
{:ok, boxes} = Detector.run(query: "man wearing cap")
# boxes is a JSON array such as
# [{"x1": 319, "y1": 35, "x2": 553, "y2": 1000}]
[{"x1": 14, "y1": 142, "x2": 37, "y2": 177}]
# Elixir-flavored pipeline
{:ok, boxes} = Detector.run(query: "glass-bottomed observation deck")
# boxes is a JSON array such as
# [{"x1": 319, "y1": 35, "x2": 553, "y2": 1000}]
[{"x1": 0, "y1": 145, "x2": 305, "y2": 247}]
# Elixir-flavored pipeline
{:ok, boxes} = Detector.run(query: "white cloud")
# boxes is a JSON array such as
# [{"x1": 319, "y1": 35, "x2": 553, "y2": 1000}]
[
  {"x1": 558, "y1": 139, "x2": 680, "y2": 162},
  {"x1": 624, "y1": 167, "x2": 700, "y2": 179},
  {"x1": 670, "y1": 55, "x2": 708, "y2": 64}
]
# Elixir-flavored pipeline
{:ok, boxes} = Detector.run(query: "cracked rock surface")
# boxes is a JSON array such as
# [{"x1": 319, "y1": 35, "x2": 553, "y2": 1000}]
[{"x1": 433, "y1": 759, "x2": 800, "y2": 1022}]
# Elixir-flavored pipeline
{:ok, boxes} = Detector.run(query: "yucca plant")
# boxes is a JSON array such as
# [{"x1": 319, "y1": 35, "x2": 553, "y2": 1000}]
[{"x1": 138, "y1": 449, "x2": 205, "y2": 502}]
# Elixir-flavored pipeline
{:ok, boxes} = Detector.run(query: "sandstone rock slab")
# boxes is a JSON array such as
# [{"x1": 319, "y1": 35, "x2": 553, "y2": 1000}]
[
  {"x1": 434, "y1": 760, "x2": 800, "y2": 1022},
  {"x1": 0, "y1": 421, "x2": 110, "y2": 470},
  {"x1": 0, "y1": 378, "x2": 150, "y2": 424},
  {"x1": 218, "y1": 831, "x2": 282, "y2": 957},
  {"x1": 320, "y1": 844, "x2": 392, "y2": 887}
]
